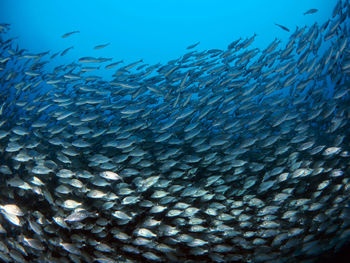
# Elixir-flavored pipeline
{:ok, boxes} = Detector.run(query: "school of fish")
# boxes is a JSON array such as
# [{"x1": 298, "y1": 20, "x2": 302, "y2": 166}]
[{"x1": 0, "y1": 1, "x2": 349, "y2": 262}]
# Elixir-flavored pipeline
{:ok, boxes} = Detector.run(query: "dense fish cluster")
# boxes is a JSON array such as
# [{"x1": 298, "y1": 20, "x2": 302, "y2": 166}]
[{"x1": 0, "y1": 1, "x2": 350, "y2": 262}]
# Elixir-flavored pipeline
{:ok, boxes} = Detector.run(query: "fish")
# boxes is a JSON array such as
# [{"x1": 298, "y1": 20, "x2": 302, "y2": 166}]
[
  {"x1": 78, "y1": 56, "x2": 113, "y2": 63},
  {"x1": 304, "y1": 8, "x2": 318, "y2": 15},
  {"x1": 186, "y1": 41, "x2": 200, "y2": 50},
  {"x1": 61, "y1": 30, "x2": 80, "y2": 38},
  {"x1": 0, "y1": 0, "x2": 349, "y2": 262},
  {"x1": 0, "y1": 102, "x2": 5, "y2": 115},
  {"x1": 60, "y1": 46, "x2": 74, "y2": 56},
  {"x1": 105, "y1": 60, "x2": 124, "y2": 69},
  {"x1": 122, "y1": 59, "x2": 143, "y2": 70},
  {"x1": 94, "y1": 43, "x2": 110, "y2": 50},
  {"x1": 274, "y1": 22, "x2": 290, "y2": 32},
  {"x1": 0, "y1": 204, "x2": 24, "y2": 216},
  {"x1": 80, "y1": 66, "x2": 100, "y2": 72}
]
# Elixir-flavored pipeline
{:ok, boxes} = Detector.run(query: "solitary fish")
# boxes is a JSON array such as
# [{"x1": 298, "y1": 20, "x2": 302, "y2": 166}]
[
  {"x1": 274, "y1": 23, "x2": 290, "y2": 32},
  {"x1": 304, "y1": 9, "x2": 318, "y2": 15},
  {"x1": 78, "y1": 57, "x2": 112, "y2": 63},
  {"x1": 60, "y1": 46, "x2": 74, "y2": 56},
  {"x1": 94, "y1": 43, "x2": 110, "y2": 50},
  {"x1": 0, "y1": 204, "x2": 24, "y2": 216},
  {"x1": 105, "y1": 60, "x2": 124, "y2": 69},
  {"x1": 123, "y1": 59, "x2": 143, "y2": 70},
  {"x1": 0, "y1": 102, "x2": 5, "y2": 115},
  {"x1": 186, "y1": 41, "x2": 200, "y2": 50},
  {"x1": 61, "y1": 30, "x2": 80, "y2": 38}
]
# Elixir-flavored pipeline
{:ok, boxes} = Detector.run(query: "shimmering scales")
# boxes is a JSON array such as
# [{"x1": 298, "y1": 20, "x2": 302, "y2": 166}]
[
  {"x1": 0, "y1": 204, "x2": 24, "y2": 216},
  {"x1": 0, "y1": 2, "x2": 349, "y2": 262}
]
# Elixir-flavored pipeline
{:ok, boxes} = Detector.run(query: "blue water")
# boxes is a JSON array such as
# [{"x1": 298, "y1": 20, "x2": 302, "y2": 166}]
[{"x1": 0, "y1": 0, "x2": 335, "y2": 78}]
